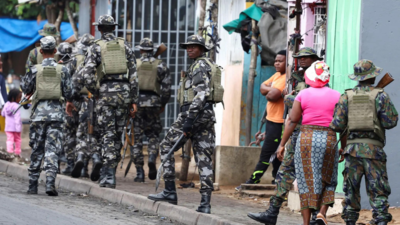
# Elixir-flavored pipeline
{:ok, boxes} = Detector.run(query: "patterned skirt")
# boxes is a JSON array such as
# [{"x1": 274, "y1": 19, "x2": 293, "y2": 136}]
[{"x1": 294, "y1": 125, "x2": 338, "y2": 210}]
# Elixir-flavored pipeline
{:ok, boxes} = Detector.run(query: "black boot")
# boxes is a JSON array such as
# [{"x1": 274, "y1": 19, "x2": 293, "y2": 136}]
[
  {"x1": 148, "y1": 181, "x2": 178, "y2": 205},
  {"x1": 310, "y1": 210, "x2": 319, "y2": 225},
  {"x1": 196, "y1": 191, "x2": 212, "y2": 214},
  {"x1": 346, "y1": 222, "x2": 356, "y2": 225},
  {"x1": 148, "y1": 154, "x2": 157, "y2": 180},
  {"x1": 45, "y1": 176, "x2": 58, "y2": 196},
  {"x1": 99, "y1": 166, "x2": 116, "y2": 188},
  {"x1": 71, "y1": 153, "x2": 84, "y2": 178},
  {"x1": 81, "y1": 158, "x2": 89, "y2": 178},
  {"x1": 61, "y1": 159, "x2": 75, "y2": 176},
  {"x1": 134, "y1": 166, "x2": 145, "y2": 183},
  {"x1": 57, "y1": 161, "x2": 61, "y2": 174},
  {"x1": 247, "y1": 197, "x2": 283, "y2": 225},
  {"x1": 27, "y1": 179, "x2": 38, "y2": 194},
  {"x1": 90, "y1": 153, "x2": 102, "y2": 181}
]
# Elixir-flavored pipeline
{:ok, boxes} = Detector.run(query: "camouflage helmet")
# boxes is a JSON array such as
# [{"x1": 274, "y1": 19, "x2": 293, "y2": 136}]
[
  {"x1": 179, "y1": 35, "x2": 210, "y2": 52},
  {"x1": 78, "y1": 33, "x2": 95, "y2": 46},
  {"x1": 93, "y1": 15, "x2": 118, "y2": 26},
  {"x1": 293, "y1": 47, "x2": 322, "y2": 59},
  {"x1": 38, "y1": 23, "x2": 60, "y2": 37},
  {"x1": 348, "y1": 59, "x2": 382, "y2": 81},
  {"x1": 135, "y1": 38, "x2": 155, "y2": 51},
  {"x1": 40, "y1": 36, "x2": 56, "y2": 50},
  {"x1": 56, "y1": 42, "x2": 72, "y2": 56}
]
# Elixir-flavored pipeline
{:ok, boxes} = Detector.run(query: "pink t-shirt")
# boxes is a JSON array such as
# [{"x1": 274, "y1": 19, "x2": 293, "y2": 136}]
[{"x1": 295, "y1": 87, "x2": 341, "y2": 127}]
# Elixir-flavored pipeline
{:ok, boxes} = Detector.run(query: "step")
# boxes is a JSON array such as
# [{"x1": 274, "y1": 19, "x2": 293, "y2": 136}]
[
  {"x1": 240, "y1": 184, "x2": 276, "y2": 190},
  {"x1": 238, "y1": 190, "x2": 275, "y2": 198}
]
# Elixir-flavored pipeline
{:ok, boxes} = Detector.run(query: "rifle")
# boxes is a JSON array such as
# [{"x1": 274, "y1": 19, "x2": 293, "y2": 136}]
[
  {"x1": 87, "y1": 97, "x2": 95, "y2": 157},
  {"x1": 248, "y1": 110, "x2": 267, "y2": 146},
  {"x1": 153, "y1": 43, "x2": 167, "y2": 58},
  {"x1": 13, "y1": 93, "x2": 33, "y2": 115},
  {"x1": 121, "y1": 118, "x2": 134, "y2": 175},
  {"x1": 376, "y1": 73, "x2": 394, "y2": 88},
  {"x1": 155, "y1": 103, "x2": 210, "y2": 191}
]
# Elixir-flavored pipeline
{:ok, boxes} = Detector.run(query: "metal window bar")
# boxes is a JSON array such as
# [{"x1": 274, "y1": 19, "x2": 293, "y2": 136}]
[
  {"x1": 112, "y1": 0, "x2": 195, "y2": 136},
  {"x1": 313, "y1": 7, "x2": 327, "y2": 59}
]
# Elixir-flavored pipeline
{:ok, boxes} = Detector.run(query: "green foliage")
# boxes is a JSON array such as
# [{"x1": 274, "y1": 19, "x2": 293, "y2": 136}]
[{"x1": 0, "y1": 0, "x2": 43, "y2": 19}]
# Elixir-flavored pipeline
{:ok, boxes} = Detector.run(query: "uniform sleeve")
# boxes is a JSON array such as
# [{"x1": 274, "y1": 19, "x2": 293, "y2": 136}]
[
  {"x1": 284, "y1": 95, "x2": 295, "y2": 108},
  {"x1": 79, "y1": 44, "x2": 100, "y2": 96},
  {"x1": 188, "y1": 61, "x2": 211, "y2": 119},
  {"x1": 158, "y1": 62, "x2": 171, "y2": 106},
  {"x1": 125, "y1": 42, "x2": 138, "y2": 104},
  {"x1": 61, "y1": 66, "x2": 74, "y2": 102},
  {"x1": 329, "y1": 94, "x2": 348, "y2": 132},
  {"x1": 21, "y1": 66, "x2": 37, "y2": 95},
  {"x1": 377, "y1": 92, "x2": 398, "y2": 129},
  {"x1": 25, "y1": 49, "x2": 37, "y2": 74}
]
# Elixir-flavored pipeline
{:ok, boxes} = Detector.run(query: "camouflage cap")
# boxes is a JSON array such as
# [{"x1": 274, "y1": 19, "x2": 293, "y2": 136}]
[
  {"x1": 179, "y1": 35, "x2": 210, "y2": 52},
  {"x1": 40, "y1": 36, "x2": 56, "y2": 50},
  {"x1": 56, "y1": 42, "x2": 72, "y2": 56},
  {"x1": 38, "y1": 23, "x2": 60, "y2": 37},
  {"x1": 348, "y1": 59, "x2": 382, "y2": 81},
  {"x1": 135, "y1": 38, "x2": 155, "y2": 51},
  {"x1": 93, "y1": 15, "x2": 118, "y2": 26},
  {"x1": 293, "y1": 47, "x2": 322, "y2": 59}
]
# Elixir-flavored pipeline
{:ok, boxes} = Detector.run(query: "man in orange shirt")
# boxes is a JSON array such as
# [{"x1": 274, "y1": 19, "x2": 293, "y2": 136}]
[{"x1": 236, "y1": 50, "x2": 286, "y2": 190}]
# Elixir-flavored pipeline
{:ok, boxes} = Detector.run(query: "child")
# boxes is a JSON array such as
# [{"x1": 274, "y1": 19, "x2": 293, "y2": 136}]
[{"x1": 1, "y1": 89, "x2": 22, "y2": 156}]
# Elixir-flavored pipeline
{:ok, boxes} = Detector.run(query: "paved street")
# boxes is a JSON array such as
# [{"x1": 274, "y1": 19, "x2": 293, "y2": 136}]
[{"x1": 0, "y1": 173, "x2": 181, "y2": 225}]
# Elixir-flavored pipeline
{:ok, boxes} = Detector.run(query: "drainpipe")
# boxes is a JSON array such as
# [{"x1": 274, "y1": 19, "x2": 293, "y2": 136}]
[
  {"x1": 90, "y1": 0, "x2": 96, "y2": 36},
  {"x1": 245, "y1": 19, "x2": 258, "y2": 146}
]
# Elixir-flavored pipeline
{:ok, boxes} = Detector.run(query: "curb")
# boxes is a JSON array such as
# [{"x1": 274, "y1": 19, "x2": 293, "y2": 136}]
[{"x1": 0, "y1": 160, "x2": 243, "y2": 225}]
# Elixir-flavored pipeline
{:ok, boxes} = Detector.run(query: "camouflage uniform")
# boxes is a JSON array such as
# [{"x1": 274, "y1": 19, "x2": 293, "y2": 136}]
[
  {"x1": 22, "y1": 36, "x2": 73, "y2": 195},
  {"x1": 70, "y1": 33, "x2": 99, "y2": 160},
  {"x1": 77, "y1": 15, "x2": 138, "y2": 171},
  {"x1": 330, "y1": 60, "x2": 398, "y2": 224},
  {"x1": 57, "y1": 43, "x2": 80, "y2": 162},
  {"x1": 149, "y1": 36, "x2": 216, "y2": 210},
  {"x1": 25, "y1": 24, "x2": 60, "y2": 74},
  {"x1": 131, "y1": 38, "x2": 171, "y2": 169}
]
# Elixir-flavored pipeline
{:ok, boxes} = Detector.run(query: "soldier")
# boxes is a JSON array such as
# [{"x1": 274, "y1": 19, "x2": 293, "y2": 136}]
[
  {"x1": 69, "y1": 15, "x2": 138, "y2": 188},
  {"x1": 22, "y1": 36, "x2": 73, "y2": 196},
  {"x1": 247, "y1": 47, "x2": 321, "y2": 225},
  {"x1": 54, "y1": 42, "x2": 80, "y2": 176},
  {"x1": 131, "y1": 38, "x2": 171, "y2": 182},
  {"x1": 330, "y1": 60, "x2": 398, "y2": 225},
  {"x1": 25, "y1": 24, "x2": 60, "y2": 74},
  {"x1": 148, "y1": 35, "x2": 223, "y2": 214},
  {"x1": 67, "y1": 34, "x2": 103, "y2": 181}
]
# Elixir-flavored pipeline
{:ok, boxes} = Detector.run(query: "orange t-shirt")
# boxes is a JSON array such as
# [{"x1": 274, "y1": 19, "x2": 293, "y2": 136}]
[{"x1": 263, "y1": 72, "x2": 286, "y2": 123}]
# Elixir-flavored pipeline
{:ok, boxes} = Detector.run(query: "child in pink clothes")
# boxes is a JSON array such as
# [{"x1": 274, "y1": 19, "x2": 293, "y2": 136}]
[{"x1": 1, "y1": 89, "x2": 22, "y2": 156}]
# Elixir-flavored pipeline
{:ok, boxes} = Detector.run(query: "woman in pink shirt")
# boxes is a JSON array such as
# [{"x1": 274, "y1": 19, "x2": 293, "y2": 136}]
[{"x1": 277, "y1": 61, "x2": 343, "y2": 225}]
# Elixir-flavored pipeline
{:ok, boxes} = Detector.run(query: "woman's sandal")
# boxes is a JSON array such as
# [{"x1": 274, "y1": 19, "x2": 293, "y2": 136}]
[{"x1": 316, "y1": 213, "x2": 328, "y2": 225}]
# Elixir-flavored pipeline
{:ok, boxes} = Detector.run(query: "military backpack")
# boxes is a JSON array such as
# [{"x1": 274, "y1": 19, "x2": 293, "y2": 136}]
[
  {"x1": 346, "y1": 88, "x2": 385, "y2": 147},
  {"x1": 31, "y1": 64, "x2": 64, "y2": 109},
  {"x1": 95, "y1": 38, "x2": 128, "y2": 89},
  {"x1": 136, "y1": 59, "x2": 162, "y2": 95},
  {"x1": 177, "y1": 57, "x2": 224, "y2": 106}
]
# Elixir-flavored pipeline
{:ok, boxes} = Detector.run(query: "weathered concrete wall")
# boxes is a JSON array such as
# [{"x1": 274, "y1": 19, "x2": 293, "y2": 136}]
[
  {"x1": 78, "y1": 0, "x2": 91, "y2": 36},
  {"x1": 214, "y1": 146, "x2": 273, "y2": 186},
  {"x1": 359, "y1": 0, "x2": 400, "y2": 207}
]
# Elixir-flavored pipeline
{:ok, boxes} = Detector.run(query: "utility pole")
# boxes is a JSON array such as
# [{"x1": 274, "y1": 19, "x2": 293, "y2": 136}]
[{"x1": 245, "y1": 19, "x2": 258, "y2": 146}]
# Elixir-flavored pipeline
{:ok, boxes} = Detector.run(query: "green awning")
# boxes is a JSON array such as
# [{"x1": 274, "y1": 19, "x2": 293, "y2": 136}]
[{"x1": 223, "y1": 3, "x2": 264, "y2": 34}]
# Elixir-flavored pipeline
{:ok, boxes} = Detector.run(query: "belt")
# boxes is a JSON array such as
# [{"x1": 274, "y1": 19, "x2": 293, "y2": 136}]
[
  {"x1": 139, "y1": 90, "x2": 159, "y2": 96},
  {"x1": 100, "y1": 79, "x2": 129, "y2": 85},
  {"x1": 180, "y1": 102, "x2": 213, "y2": 112}
]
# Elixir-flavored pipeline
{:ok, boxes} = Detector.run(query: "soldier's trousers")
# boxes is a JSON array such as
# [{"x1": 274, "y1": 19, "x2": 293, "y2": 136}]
[
  {"x1": 341, "y1": 155, "x2": 392, "y2": 223},
  {"x1": 270, "y1": 129, "x2": 299, "y2": 207},
  {"x1": 131, "y1": 107, "x2": 162, "y2": 166},
  {"x1": 76, "y1": 98, "x2": 99, "y2": 159},
  {"x1": 161, "y1": 112, "x2": 215, "y2": 193},
  {"x1": 97, "y1": 104, "x2": 128, "y2": 168},
  {"x1": 63, "y1": 101, "x2": 80, "y2": 160},
  {"x1": 28, "y1": 122, "x2": 63, "y2": 181}
]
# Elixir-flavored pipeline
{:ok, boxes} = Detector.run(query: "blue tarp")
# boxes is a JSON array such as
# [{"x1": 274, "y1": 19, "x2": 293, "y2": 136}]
[{"x1": 0, "y1": 18, "x2": 77, "y2": 53}]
